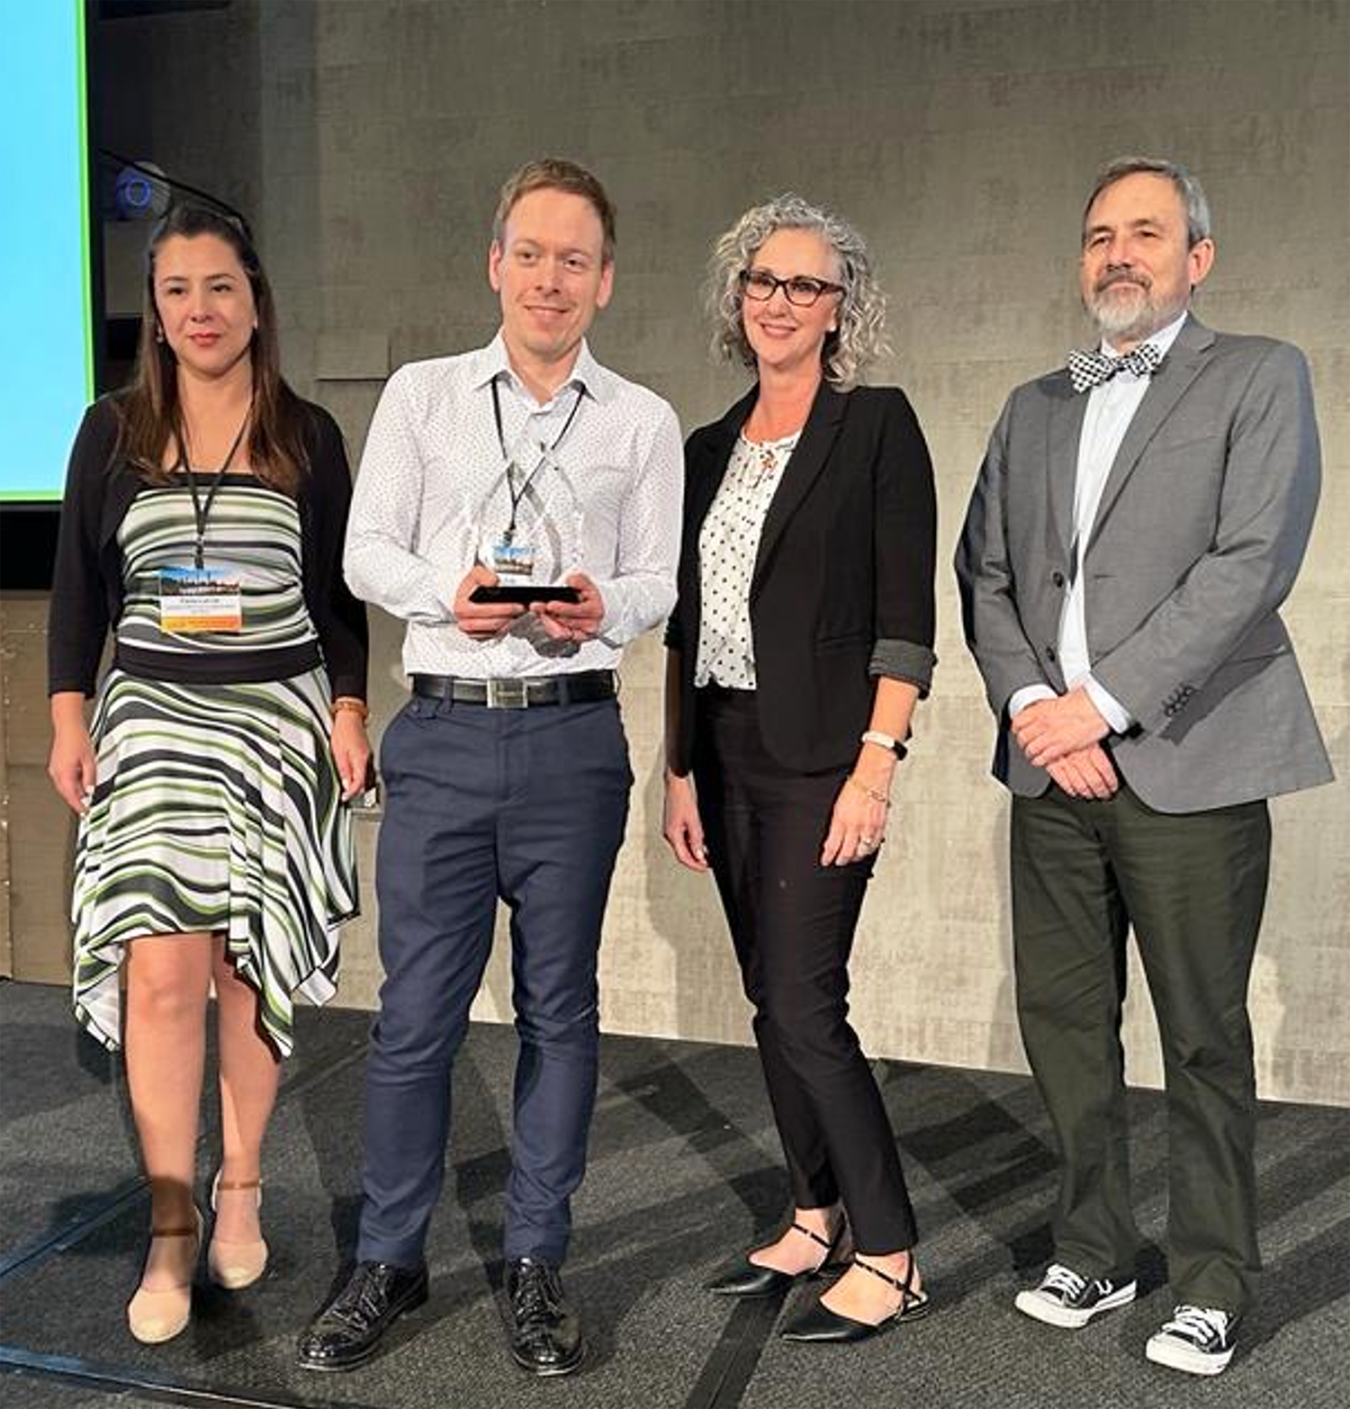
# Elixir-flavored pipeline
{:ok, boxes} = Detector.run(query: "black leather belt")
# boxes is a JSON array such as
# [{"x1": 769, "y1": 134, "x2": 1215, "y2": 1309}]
[{"x1": 411, "y1": 670, "x2": 617, "y2": 709}]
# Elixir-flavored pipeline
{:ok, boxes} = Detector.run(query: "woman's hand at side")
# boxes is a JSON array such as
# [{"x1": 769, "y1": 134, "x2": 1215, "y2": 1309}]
[
  {"x1": 820, "y1": 753, "x2": 894, "y2": 867},
  {"x1": 663, "y1": 769, "x2": 710, "y2": 872},
  {"x1": 330, "y1": 709, "x2": 372, "y2": 801},
  {"x1": 49, "y1": 691, "x2": 96, "y2": 815}
]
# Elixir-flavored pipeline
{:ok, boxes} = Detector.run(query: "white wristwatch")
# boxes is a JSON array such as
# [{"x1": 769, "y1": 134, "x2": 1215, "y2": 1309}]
[{"x1": 861, "y1": 729, "x2": 908, "y2": 758}]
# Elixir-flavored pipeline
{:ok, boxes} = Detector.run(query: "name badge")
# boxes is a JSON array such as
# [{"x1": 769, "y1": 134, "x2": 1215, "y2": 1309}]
[
  {"x1": 487, "y1": 537, "x2": 536, "y2": 578},
  {"x1": 159, "y1": 566, "x2": 243, "y2": 633}
]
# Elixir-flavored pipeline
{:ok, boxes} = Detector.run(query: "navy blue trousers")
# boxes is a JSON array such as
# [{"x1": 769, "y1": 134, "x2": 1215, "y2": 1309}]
[{"x1": 356, "y1": 693, "x2": 632, "y2": 1267}]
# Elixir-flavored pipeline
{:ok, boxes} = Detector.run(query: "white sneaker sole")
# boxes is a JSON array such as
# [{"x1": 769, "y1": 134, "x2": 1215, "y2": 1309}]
[
  {"x1": 1014, "y1": 1280, "x2": 1137, "y2": 1329},
  {"x1": 1146, "y1": 1333, "x2": 1234, "y2": 1376}
]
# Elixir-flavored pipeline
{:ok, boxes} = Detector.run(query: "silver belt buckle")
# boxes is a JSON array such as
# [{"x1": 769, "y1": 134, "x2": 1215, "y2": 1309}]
[{"x1": 486, "y1": 677, "x2": 529, "y2": 709}]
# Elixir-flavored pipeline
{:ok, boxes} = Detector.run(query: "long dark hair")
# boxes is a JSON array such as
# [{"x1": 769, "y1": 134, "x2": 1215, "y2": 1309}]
[{"x1": 116, "y1": 205, "x2": 307, "y2": 494}]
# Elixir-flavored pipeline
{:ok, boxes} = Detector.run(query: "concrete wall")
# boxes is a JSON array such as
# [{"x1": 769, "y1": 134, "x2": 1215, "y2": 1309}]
[
  {"x1": 0, "y1": 596, "x2": 62, "y2": 981},
  {"x1": 5, "y1": 0, "x2": 1347, "y2": 1104}
]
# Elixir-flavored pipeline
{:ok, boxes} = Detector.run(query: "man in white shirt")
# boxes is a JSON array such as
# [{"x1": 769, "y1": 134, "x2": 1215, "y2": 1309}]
[
  {"x1": 956, "y1": 156, "x2": 1330, "y2": 1378},
  {"x1": 298, "y1": 158, "x2": 682, "y2": 1377}
]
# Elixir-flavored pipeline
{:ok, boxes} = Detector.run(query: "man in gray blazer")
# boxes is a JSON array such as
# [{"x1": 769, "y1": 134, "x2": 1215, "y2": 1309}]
[{"x1": 956, "y1": 155, "x2": 1331, "y2": 1377}]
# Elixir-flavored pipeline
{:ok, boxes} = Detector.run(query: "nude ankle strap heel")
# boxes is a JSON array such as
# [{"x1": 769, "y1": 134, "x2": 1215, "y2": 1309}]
[
  {"x1": 127, "y1": 1207, "x2": 202, "y2": 1344},
  {"x1": 207, "y1": 1171, "x2": 268, "y2": 1290}
]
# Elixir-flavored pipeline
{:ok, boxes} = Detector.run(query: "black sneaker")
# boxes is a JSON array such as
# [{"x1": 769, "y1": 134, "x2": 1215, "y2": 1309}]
[
  {"x1": 1146, "y1": 1304, "x2": 1239, "y2": 1375},
  {"x1": 1014, "y1": 1262, "x2": 1137, "y2": 1329}
]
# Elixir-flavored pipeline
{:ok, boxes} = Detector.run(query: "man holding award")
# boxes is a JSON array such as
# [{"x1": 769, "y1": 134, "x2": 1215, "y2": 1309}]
[{"x1": 298, "y1": 158, "x2": 682, "y2": 1376}]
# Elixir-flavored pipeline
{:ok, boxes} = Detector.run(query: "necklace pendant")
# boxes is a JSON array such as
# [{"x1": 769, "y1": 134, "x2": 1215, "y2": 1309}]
[{"x1": 751, "y1": 445, "x2": 778, "y2": 485}]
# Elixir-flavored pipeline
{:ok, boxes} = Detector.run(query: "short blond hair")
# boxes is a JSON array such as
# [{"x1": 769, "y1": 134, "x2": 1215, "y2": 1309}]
[{"x1": 492, "y1": 158, "x2": 616, "y2": 264}]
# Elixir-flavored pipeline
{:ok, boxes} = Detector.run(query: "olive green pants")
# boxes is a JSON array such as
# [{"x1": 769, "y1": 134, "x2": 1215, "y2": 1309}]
[{"x1": 1011, "y1": 781, "x2": 1270, "y2": 1316}]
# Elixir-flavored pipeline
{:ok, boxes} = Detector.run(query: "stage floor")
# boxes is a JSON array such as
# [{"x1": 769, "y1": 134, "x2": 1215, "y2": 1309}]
[{"x1": 1, "y1": 979, "x2": 1346, "y2": 1408}]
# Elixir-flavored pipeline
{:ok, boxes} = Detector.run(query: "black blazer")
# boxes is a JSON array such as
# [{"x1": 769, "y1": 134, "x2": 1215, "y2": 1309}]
[{"x1": 668, "y1": 381, "x2": 937, "y2": 774}]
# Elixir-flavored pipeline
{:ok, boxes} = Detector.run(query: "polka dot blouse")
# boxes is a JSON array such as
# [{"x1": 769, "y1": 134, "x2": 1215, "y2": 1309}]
[{"x1": 694, "y1": 430, "x2": 801, "y2": 689}]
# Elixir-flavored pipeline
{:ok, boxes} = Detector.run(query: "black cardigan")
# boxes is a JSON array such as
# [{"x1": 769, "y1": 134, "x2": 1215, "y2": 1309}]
[
  {"x1": 47, "y1": 394, "x2": 368, "y2": 701},
  {"x1": 667, "y1": 382, "x2": 937, "y2": 775}
]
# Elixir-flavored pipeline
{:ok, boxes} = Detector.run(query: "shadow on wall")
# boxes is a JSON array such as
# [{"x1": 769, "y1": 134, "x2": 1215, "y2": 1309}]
[
  {"x1": 638, "y1": 743, "x2": 750, "y2": 1050},
  {"x1": 981, "y1": 788, "x2": 1018, "y2": 1075},
  {"x1": 1263, "y1": 647, "x2": 1348, "y2": 1103},
  {"x1": 922, "y1": 682, "x2": 1022, "y2": 1079}
]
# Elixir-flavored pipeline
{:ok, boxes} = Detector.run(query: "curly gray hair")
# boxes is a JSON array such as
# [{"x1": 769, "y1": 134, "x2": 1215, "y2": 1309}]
[{"x1": 707, "y1": 194, "x2": 887, "y2": 389}]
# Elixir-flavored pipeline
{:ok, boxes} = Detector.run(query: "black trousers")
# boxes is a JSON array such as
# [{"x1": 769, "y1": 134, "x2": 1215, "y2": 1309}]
[
  {"x1": 1011, "y1": 781, "x2": 1270, "y2": 1315},
  {"x1": 693, "y1": 687, "x2": 918, "y2": 1254}
]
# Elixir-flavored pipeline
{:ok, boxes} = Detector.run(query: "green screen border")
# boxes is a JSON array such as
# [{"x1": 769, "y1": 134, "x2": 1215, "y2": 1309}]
[{"x1": 77, "y1": 0, "x2": 93, "y2": 400}]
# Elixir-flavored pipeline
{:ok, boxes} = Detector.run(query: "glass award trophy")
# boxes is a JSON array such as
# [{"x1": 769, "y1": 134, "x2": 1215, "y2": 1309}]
[{"x1": 473, "y1": 442, "x2": 585, "y2": 604}]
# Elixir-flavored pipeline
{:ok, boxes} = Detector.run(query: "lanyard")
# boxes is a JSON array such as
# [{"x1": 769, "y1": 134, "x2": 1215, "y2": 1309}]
[
  {"x1": 177, "y1": 407, "x2": 252, "y2": 569},
  {"x1": 490, "y1": 377, "x2": 584, "y2": 540}
]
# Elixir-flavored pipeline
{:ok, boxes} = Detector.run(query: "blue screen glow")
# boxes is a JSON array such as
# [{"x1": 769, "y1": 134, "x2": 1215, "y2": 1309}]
[{"x1": 0, "y1": 1, "x2": 92, "y2": 502}]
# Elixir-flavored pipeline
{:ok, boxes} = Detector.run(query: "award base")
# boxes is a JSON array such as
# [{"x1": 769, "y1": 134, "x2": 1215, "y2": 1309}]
[{"x1": 468, "y1": 584, "x2": 580, "y2": 605}]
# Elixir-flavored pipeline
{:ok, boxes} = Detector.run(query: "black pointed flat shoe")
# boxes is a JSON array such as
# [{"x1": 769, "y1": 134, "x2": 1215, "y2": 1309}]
[
  {"x1": 707, "y1": 1218, "x2": 845, "y2": 1298},
  {"x1": 780, "y1": 1254, "x2": 931, "y2": 1342},
  {"x1": 707, "y1": 1259, "x2": 798, "y2": 1297}
]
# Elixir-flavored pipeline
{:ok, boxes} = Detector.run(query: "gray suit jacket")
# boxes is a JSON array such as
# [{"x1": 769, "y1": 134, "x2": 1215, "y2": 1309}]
[{"x1": 956, "y1": 314, "x2": 1333, "y2": 813}]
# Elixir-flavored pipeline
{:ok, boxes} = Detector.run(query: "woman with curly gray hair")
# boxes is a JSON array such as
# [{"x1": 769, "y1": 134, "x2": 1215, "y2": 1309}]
[{"x1": 662, "y1": 195, "x2": 937, "y2": 1343}]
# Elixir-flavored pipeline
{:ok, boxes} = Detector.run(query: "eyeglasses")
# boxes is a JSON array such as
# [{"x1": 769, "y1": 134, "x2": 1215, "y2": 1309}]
[{"x1": 738, "y1": 268, "x2": 845, "y2": 308}]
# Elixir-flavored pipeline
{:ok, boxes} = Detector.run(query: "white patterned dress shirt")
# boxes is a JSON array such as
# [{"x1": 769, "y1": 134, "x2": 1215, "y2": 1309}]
[{"x1": 345, "y1": 334, "x2": 683, "y2": 679}]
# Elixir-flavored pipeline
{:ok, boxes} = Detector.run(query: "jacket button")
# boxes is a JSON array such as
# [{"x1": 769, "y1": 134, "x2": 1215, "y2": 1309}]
[
  {"x1": 1046, "y1": 646, "x2": 1057, "y2": 662},
  {"x1": 1052, "y1": 571, "x2": 1066, "y2": 588}
]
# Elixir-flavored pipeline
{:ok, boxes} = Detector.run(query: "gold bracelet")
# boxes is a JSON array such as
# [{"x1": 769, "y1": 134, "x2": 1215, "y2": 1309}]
[
  {"x1": 330, "y1": 697, "x2": 369, "y2": 722},
  {"x1": 847, "y1": 773, "x2": 891, "y2": 806}
]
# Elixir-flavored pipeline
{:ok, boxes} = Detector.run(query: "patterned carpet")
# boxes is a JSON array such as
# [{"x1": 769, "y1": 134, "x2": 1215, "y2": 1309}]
[{"x1": 2, "y1": 979, "x2": 1347, "y2": 1409}]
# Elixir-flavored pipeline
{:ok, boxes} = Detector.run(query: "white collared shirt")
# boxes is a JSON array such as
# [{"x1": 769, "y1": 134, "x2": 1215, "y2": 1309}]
[
  {"x1": 1010, "y1": 311, "x2": 1188, "y2": 729},
  {"x1": 344, "y1": 333, "x2": 683, "y2": 678}
]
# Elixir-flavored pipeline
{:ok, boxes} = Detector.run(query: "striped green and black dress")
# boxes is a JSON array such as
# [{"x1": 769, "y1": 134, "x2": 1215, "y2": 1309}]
[{"x1": 72, "y1": 475, "x2": 357, "y2": 1056}]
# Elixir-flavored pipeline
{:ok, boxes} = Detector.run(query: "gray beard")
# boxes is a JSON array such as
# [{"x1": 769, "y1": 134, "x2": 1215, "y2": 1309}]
[{"x1": 1086, "y1": 283, "x2": 1184, "y2": 345}]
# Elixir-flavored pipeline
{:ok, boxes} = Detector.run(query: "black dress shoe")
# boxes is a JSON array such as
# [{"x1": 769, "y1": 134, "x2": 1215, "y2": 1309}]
[
  {"x1": 296, "y1": 1260, "x2": 429, "y2": 1371},
  {"x1": 707, "y1": 1219, "x2": 846, "y2": 1298},
  {"x1": 505, "y1": 1257, "x2": 584, "y2": 1376},
  {"x1": 781, "y1": 1255, "x2": 930, "y2": 1343}
]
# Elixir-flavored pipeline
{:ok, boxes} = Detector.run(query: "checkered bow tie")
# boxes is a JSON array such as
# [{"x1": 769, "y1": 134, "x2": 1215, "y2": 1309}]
[{"x1": 1067, "y1": 343, "x2": 1163, "y2": 394}]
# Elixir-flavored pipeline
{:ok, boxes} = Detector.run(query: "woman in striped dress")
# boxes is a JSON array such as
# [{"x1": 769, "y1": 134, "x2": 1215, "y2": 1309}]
[{"x1": 46, "y1": 205, "x2": 369, "y2": 1344}]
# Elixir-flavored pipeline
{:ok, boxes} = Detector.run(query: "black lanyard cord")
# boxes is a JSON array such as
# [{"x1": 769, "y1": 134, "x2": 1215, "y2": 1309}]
[
  {"x1": 177, "y1": 405, "x2": 253, "y2": 569},
  {"x1": 490, "y1": 377, "x2": 584, "y2": 538}
]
